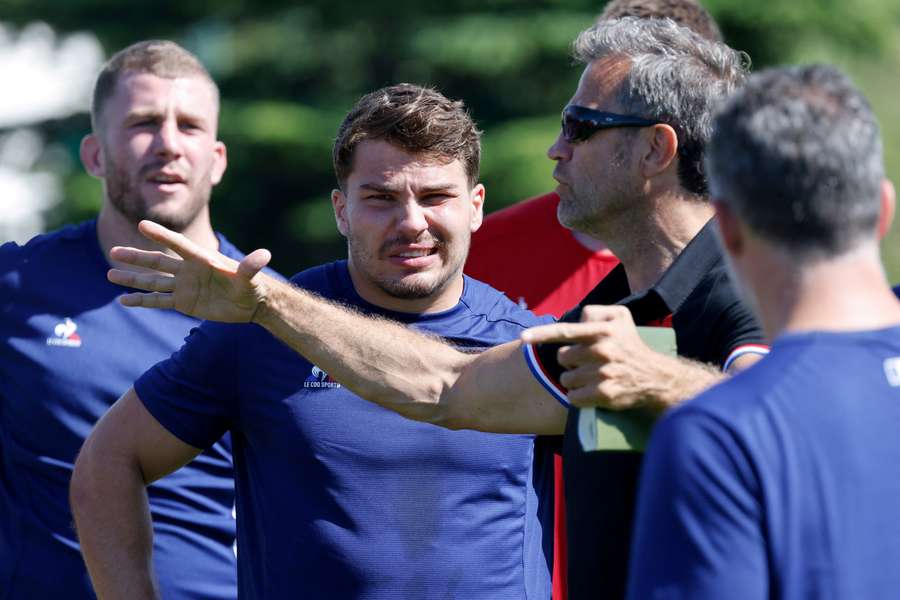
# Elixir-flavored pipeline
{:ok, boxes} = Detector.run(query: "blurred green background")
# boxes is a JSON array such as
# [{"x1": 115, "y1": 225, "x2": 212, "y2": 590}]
[{"x1": 4, "y1": 0, "x2": 900, "y2": 278}]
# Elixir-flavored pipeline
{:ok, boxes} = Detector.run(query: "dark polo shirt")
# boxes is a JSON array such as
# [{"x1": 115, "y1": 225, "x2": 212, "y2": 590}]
[{"x1": 525, "y1": 220, "x2": 767, "y2": 600}]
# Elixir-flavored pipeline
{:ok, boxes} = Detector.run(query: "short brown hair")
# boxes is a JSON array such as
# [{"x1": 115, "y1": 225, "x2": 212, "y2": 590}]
[
  {"x1": 599, "y1": 0, "x2": 723, "y2": 42},
  {"x1": 333, "y1": 84, "x2": 481, "y2": 188},
  {"x1": 91, "y1": 40, "x2": 219, "y2": 130}
]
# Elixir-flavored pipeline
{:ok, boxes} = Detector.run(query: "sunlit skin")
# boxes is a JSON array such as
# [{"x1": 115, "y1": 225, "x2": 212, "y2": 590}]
[
  {"x1": 547, "y1": 56, "x2": 643, "y2": 239},
  {"x1": 332, "y1": 139, "x2": 485, "y2": 314},
  {"x1": 81, "y1": 72, "x2": 226, "y2": 241}
]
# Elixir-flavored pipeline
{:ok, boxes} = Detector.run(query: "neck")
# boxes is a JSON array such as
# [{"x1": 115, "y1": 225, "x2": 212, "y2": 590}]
[
  {"x1": 571, "y1": 230, "x2": 612, "y2": 254},
  {"x1": 746, "y1": 243, "x2": 900, "y2": 339},
  {"x1": 598, "y1": 192, "x2": 714, "y2": 293},
  {"x1": 346, "y1": 261, "x2": 465, "y2": 314},
  {"x1": 96, "y1": 203, "x2": 218, "y2": 269}
]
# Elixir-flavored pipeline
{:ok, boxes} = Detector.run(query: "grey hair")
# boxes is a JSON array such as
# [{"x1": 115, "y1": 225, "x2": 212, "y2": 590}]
[
  {"x1": 573, "y1": 17, "x2": 748, "y2": 195},
  {"x1": 707, "y1": 64, "x2": 883, "y2": 258}
]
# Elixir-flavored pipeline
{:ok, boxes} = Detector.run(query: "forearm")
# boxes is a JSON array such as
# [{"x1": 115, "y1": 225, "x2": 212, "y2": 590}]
[
  {"x1": 253, "y1": 276, "x2": 473, "y2": 426},
  {"x1": 71, "y1": 437, "x2": 158, "y2": 599},
  {"x1": 642, "y1": 355, "x2": 723, "y2": 414},
  {"x1": 252, "y1": 276, "x2": 567, "y2": 434}
]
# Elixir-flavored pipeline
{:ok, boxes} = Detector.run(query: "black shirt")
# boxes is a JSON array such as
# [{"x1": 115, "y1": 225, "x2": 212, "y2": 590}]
[{"x1": 529, "y1": 220, "x2": 766, "y2": 599}]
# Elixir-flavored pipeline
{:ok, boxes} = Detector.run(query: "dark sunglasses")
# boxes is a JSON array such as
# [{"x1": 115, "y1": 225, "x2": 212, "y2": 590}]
[{"x1": 561, "y1": 105, "x2": 658, "y2": 143}]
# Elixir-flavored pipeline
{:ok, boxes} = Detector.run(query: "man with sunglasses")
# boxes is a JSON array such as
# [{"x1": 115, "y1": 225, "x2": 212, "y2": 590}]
[
  {"x1": 464, "y1": 5, "x2": 727, "y2": 598},
  {"x1": 90, "y1": 17, "x2": 767, "y2": 600}
]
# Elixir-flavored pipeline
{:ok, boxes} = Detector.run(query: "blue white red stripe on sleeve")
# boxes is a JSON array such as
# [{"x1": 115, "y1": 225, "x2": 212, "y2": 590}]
[
  {"x1": 522, "y1": 343, "x2": 570, "y2": 408},
  {"x1": 722, "y1": 344, "x2": 769, "y2": 372}
]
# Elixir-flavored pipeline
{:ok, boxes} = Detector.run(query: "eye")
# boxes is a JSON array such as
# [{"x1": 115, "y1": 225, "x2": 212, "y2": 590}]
[
  {"x1": 363, "y1": 194, "x2": 394, "y2": 203},
  {"x1": 421, "y1": 193, "x2": 452, "y2": 205}
]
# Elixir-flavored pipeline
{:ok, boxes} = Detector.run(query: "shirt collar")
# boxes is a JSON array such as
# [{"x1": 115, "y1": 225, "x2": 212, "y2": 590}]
[
  {"x1": 651, "y1": 218, "x2": 722, "y2": 313},
  {"x1": 594, "y1": 218, "x2": 721, "y2": 315}
]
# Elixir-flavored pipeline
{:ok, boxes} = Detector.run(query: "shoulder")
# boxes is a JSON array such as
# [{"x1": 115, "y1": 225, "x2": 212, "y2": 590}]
[
  {"x1": 1, "y1": 221, "x2": 93, "y2": 286},
  {"x1": 2, "y1": 221, "x2": 91, "y2": 265},
  {"x1": 679, "y1": 260, "x2": 743, "y2": 322},
  {"x1": 675, "y1": 261, "x2": 765, "y2": 365},
  {"x1": 460, "y1": 275, "x2": 553, "y2": 329},
  {"x1": 665, "y1": 343, "x2": 812, "y2": 439},
  {"x1": 287, "y1": 261, "x2": 347, "y2": 299}
]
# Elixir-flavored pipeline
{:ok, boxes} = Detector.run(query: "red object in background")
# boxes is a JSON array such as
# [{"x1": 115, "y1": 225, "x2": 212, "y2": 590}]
[{"x1": 466, "y1": 192, "x2": 620, "y2": 600}]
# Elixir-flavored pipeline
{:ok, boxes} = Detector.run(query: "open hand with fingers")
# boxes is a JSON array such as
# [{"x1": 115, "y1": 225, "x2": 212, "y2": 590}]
[
  {"x1": 107, "y1": 220, "x2": 274, "y2": 323},
  {"x1": 522, "y1": 305, "x2": 691, "y2": 413}
]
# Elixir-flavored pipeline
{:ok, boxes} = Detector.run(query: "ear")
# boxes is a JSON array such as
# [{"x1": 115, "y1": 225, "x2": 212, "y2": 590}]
[
  {"x1": 877, "y1": 179, "x2": 895, "y2": 240},
  {"x1": 639, "y1": 123, "x2": 678, "y2": 179},
  {"x1": 713, "y1": 200, "x2": 743, "y2": 259},
  {"x1": 80, "y1": 134, "x2": 105, "y2": 178},
  {"x1": 469, "y1": 183, "x2": 485, "y2": 232},
  {"x1": 209, "y1": 140, "x2": 228, "y2": 186},
  {"x1": 332, "y1": 188, "x2": 349, "y2": 238}
]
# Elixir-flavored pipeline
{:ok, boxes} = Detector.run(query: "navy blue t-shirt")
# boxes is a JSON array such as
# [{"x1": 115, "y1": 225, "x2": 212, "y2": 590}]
[
  {"x1": 629, "y1": 327, "x2": 900, "y2": 599},
  {"x1": 0, "y1": 220, "x2": 238, "y2": 599},
  {"x1": 136, "y1": 260, "x2": 555, "y2": 599}
]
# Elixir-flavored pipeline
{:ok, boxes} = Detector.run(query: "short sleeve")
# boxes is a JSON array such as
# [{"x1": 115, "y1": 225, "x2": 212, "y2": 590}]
[
  {"x1": 675, "y1": 266, "x2": 767, "y2": 368},
  {"x1": 135, "y1": 321, "x2": 240, "y2": 450},
  {"x1": 524, "y1": 306, "x2": 582, "y2": 405},
  {"x1": 627, "y1": 403, "x2": 767, "y2": 599}
]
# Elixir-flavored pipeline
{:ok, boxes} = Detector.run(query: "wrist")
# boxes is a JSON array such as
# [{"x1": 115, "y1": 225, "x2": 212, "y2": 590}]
[{"x1": 249, "y1": 274, "x2": 279, "y2": 327}]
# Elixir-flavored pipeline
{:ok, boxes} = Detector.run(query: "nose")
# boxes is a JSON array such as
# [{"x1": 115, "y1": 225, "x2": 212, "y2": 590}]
[
  {"x1": 153, "y1": 118, "x2": 183, "y2": 159},
  {"x1": 396, "y1": 200, "x2": 429, "y2": 238},
  {"x1": 547, "y1": 131, "x2": 572, "y2": 162}
]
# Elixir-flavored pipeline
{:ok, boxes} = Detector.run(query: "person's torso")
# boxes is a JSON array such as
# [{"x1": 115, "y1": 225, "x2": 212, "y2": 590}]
[
  {"x1": 559, "y1": 228, "x2": 763, "y2": 600},
  {"x1": 205, "y1": 262, "x2": 555, "y2": 599},
  {"x1": 0, "y1": 221, "x2": 237, "y2": 599},
  {"x1": 711, "y1": 329, "x2": 900, "y2": 598}
]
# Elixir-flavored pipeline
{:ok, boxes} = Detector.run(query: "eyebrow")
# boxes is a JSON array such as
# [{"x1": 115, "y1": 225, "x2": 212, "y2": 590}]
[
  {"x1": 125, "y1": 109, "x2": 210, "y2": 126},
  {"x1": 358, "y1": 182, "x2": 460, "y2": 194}
]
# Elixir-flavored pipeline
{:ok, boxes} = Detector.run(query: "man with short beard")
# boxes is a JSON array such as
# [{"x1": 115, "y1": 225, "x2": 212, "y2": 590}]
[
  {"x1": 71, "y1": 84, "x2": 554, "y2": 599},
  {"x1": 79, "y1": 19, "x2": 770, "y2": 600},
  {"x1": 0, "y1": 41, "x2": 240, "y2": 599}
]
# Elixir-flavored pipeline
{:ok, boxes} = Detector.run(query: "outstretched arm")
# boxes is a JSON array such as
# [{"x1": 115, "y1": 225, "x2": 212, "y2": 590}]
[
  {"x1": 108, "y1": 221, "x2": 567, "y2": 435},
  {"x1": 70, "y1": 389, "x2": 203, "y2": 599}
]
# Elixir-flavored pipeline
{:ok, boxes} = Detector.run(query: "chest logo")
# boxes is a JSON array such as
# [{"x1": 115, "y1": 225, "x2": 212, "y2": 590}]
[
  {"x1": 46, "y1": 317, "x2": 82, "y2": 348},
  {"x1": 303, "y1": 365, "x2": 341, "y2": 389}
]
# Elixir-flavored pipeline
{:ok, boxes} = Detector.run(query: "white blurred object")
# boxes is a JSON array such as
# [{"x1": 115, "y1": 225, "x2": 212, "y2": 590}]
[
  {"x1": 0, "y1": 130, "x2": 62, "y2": 244},
  {"x1": 0, "y1": 22, "x2": 103, "y2": 127},
  {"x1": 0, "y1": 22, "x2": 103, "y2": 243}
]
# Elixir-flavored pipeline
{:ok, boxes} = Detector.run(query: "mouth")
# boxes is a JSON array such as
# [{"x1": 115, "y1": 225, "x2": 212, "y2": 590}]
[
  {"x1": 144, "y1": 168, "x2": 187, "y2": 191},
  {"x1": 386, "y1": 245, "x2": 440, "y2": 268}
]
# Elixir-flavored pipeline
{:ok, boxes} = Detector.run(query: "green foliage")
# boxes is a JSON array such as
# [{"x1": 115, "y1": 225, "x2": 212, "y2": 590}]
[{"x1": 7, "y1": 0, "x2": 900, "y2": 279}]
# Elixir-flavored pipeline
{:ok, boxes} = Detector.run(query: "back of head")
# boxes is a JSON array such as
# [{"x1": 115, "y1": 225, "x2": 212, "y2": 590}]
[
  {"x1": 708, "y1": 65, "x2": 883, "y2": 259},
  {"x1": 573, "y1": 17, "x2": 747, "y2": 196},
  {"x1": 332, "y1": 83, "x2": 481, "y2": 188},
  {"x1": 91, "y1": 40, "x2": 218, "y2": 130},
  {"x1": 599, "y1": 0, "x2": 723, "y2": 42}
]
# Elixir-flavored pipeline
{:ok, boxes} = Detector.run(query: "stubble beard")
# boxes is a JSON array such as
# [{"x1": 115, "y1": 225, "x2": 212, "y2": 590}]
[
  {"x1": 104, "y1": 155, "x2": 212, "y2": 233},
  {"x1": 346, "y1": 231, "x2": 469, "y2": 301},
  {"x1": 558, "y1": 146, "x2": 636, "y2": 238}
]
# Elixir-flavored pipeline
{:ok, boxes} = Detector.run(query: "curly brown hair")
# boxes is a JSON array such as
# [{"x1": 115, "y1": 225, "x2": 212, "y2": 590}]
[
  {"x1": 599, "y1": 0, "x2": 723, "y2": 42},
  {"x1": 333, "y1": 84, "x2": 481, "y2": 188}
]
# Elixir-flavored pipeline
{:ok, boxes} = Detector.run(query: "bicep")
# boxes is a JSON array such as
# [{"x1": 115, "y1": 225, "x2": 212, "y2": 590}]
[
  {"x1": 442, "y1": 340, "x2": 568, "y2": 435},
  {"x1": 83, "y1": 387, "x2": 202, "y2": 484}
]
